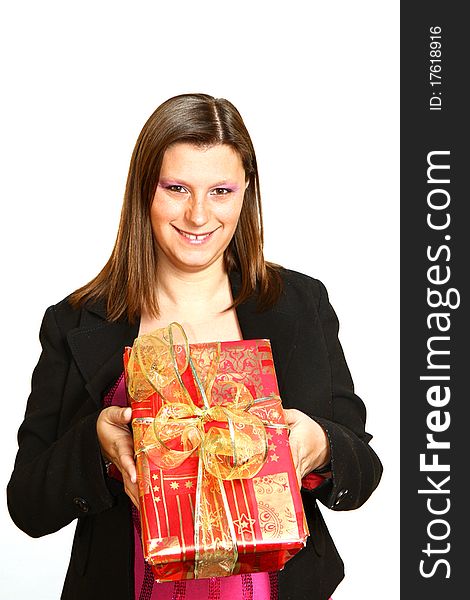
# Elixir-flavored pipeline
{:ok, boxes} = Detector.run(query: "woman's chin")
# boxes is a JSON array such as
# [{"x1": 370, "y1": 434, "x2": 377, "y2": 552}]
[{"x1": 165, "y1": 251, "x2": 225, "y2": 274}]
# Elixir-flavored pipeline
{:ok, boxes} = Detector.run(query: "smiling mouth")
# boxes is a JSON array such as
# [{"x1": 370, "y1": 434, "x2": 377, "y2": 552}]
[{"x1": 172, "y1": 225, "x2": 218, "y2": 242}]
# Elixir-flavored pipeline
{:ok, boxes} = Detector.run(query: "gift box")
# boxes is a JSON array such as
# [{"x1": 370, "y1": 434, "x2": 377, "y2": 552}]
[{"x1": 124, "y1": 323, "x2": 309, "y2": 581}]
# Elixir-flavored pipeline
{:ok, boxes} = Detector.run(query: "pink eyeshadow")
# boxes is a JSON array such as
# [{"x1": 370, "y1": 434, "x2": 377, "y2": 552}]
[{"x1": 158, "y1": 178, "x2": 240, "y2": 192}]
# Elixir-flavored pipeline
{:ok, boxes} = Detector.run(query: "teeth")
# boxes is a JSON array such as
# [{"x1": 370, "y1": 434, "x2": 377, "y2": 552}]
[{"x1": 179, "y1": 229, "x2": 210, "y2": 241}]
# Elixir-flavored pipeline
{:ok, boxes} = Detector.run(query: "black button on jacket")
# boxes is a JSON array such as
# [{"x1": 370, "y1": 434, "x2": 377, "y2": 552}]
[{"x1": 7, "y1": 268, "x2": 383, "y2": 600}]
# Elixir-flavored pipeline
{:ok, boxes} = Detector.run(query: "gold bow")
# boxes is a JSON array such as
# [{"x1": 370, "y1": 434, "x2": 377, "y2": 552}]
[{"x1": 126, "y1": 323, "x2": 274, "y2": 578}]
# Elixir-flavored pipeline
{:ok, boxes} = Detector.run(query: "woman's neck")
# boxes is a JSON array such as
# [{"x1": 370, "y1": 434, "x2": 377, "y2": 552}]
[
  {"x1": 138, "y1": 257, "x2": 241, "y2": 342},
  {"x1": 155, "y1": 258, "x2": 232, "y2": 316}
]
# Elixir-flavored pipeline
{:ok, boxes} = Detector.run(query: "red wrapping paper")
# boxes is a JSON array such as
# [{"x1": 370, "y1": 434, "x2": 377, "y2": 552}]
[{"x1": 124, "y1": 336, "x2": 309, "y2": 581}]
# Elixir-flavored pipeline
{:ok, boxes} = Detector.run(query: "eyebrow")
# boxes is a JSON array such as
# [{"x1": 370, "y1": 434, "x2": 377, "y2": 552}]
[{"x1": 158, "y1": 177, "x2": 240, "y2": 190}]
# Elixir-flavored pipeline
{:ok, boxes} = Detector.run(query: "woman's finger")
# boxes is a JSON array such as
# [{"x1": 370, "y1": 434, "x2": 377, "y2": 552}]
[
  {"x1": 124, "y1": 479, "x2": 140, "y2": 508},
  {"x1": 106, "y1": 406, "x2": 132, "y2": 428},
  {"x1": 288, "y1": 434, "x2": 302, "y2": 486},
  {"x1": 284, "y1": 408, "x2": 331, "y2": 480},
  {"x1": 119, "y1": 450, "x2": 137, "y2": 484},
  {"x1": 283, "y1": 408, "x2": 300, "y2": 427}
]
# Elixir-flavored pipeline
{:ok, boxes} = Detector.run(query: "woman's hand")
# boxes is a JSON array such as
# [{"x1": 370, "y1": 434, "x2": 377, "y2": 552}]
[
  {"x1": 283, "y1": 408, "x2": 331, "y2": 486},
  {"x1": 96, "y1": 406, "x2": 139, "y2": 508}
]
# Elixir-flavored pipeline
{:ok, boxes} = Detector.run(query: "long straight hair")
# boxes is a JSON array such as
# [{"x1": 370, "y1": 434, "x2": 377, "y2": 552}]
[{"x1": 70, "y1": 93, "x2": 282, "y2": 322}]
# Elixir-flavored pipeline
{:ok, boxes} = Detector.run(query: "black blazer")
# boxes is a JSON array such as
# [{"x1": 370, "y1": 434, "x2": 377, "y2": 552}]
[{"x1": 7, "y1": 268, "x2": 382, "y2": 600}]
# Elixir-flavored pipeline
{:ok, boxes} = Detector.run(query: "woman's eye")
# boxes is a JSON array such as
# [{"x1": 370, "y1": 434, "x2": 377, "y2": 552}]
[
  {"x1": 167, "y1": 185, "x2": 188, "y2": 193},
  {"x1": 211, "y1": 188, "x2": 231, "y2": 196}
]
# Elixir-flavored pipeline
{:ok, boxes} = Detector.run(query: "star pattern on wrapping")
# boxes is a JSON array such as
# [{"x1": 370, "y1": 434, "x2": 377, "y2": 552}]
[
  {"x1": 152, "y1": 474, "x2": 159, "y2": 481},
  {"x1": 153, "y1": 485, "x2": 160, "y2": 492},
  {"x1": 268, "y1": 442, "x2": 277, "y2": 452},
  {"x1": 270, "y1": 453, "x2": 279, "y2": 462},
  {"x1": 266, "y1": 432, "x2": 273, "y2": 441},
  {"x1": 232, "y1": 513, "x2": 256, "y2": 535},
  {"x1": 170, "y1": 481, "x2": 180, "y2": 490},
  {"x1": 185, "y1": 480, "x2": 194, "y2": 489},
  {"x1": 155, "y1": 496, "x2": 161, "y2": 503}
]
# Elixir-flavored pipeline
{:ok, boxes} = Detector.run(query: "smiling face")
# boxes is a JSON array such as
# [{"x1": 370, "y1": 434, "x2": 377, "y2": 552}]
[{"x1": 150, "y1": 143, "x2": 248, "y2": 274}]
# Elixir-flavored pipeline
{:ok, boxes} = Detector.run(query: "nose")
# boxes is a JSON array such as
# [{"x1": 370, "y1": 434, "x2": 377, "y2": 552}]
[{"x1": 184, "y1": 192, "x2": 209, "y2": 227}]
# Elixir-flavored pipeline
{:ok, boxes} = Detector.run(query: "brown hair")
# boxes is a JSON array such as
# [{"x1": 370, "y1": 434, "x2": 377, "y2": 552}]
[{"x1": 70, "y1": 93, "x2": 282, "y2": 322}]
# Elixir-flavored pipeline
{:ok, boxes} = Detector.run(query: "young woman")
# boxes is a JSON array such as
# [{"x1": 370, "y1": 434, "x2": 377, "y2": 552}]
[{"x1": 7, "y1": 93, "x2": 382, "y2": 600}]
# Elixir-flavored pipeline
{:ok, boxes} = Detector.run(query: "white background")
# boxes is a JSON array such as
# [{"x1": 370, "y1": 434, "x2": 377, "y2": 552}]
[{"x1": 0, "y1": 1, "x2": 399, "y2": 598}]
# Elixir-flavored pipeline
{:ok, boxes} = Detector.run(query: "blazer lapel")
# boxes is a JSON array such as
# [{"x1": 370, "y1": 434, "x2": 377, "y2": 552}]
[{"x1": 67, "y1": 301, "x2": 140, "y2": 407}]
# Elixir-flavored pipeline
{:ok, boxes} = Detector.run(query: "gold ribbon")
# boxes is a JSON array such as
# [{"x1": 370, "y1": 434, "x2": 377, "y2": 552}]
[{"x1": 126, "y1": 323, "x2": 275, "y2": 578}]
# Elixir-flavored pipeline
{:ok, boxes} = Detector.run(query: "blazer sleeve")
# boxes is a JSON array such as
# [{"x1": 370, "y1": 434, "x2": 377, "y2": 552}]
[
  {"x1": 7, "y1": 305, "x2": 118, "y2": 538},
  {"x1": 302, "y1": 280, "x2": 383, "y2": 511}
]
